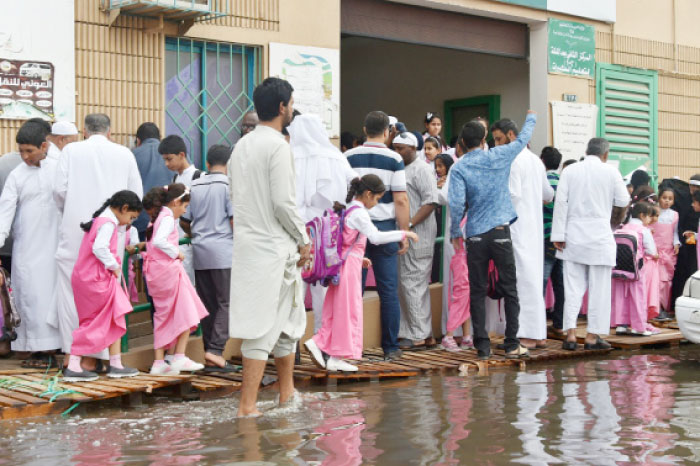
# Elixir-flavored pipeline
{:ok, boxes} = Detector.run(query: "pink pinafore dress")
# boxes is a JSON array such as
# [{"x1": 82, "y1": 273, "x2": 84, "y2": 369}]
[
  {"x1": 312, "y1": 221, "x2": 367, "y2": 360},
  {"x1": 611, "y1": 222, "x2": 648, "y2": 333},
  {"x1": 71, "y1": 217, "x2": 132, "y2": 355},
  {"x1": 446, "y1": 217, "x2": 470, "y2": 333},
  {"x1": 143, "y1": 208, "x2": 208, "y2": 349},
  {"x1": 652, "y1": 211, "x2": 678, "y2": 311}
]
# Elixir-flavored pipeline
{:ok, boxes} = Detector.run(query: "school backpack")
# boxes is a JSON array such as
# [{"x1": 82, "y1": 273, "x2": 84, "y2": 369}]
[
  {"x1": 486, "y1": 260, "x2": 504, "y2": 300},
  {"x1": 302, "y1": 205, "x2": 360, "y2": 287},
  {"x1": 0, "y1": 268, "x2": 20, "y2": 356},
  {"x1": 612, "y1": 230, "x2": 644, "y2": 281},
  {"x1": 172, "y1": 170, "x2": 202, "y2": 184}
]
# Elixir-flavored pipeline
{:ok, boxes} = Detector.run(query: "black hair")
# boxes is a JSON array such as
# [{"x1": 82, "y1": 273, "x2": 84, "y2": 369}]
[
  {"x1": 345, "y1": 174, "x2": 386, "y2": 204},
  {"x1": 80, "y1": 190, "x2": 142, "y2": 232},
  {"x1": 425, "y1": 112, "x2": 442, "y2": 126},
  {"x1": 136, "y1": 122, "x2": 160, "y2": 142},
  {"x1": 541, "y1": 146, "x2": 563, "y2": 171},
  {"x1": 253, "y1": 77, "x2": 294, "y2": 121},
  {"x1": 630, "y1": 170, "x2": 650, "y2": 189},
  {"x1": 144, "y1": 183, "x2": 190, "y2": 240},
  {"x1": 363, "y1": 111, "x2": 390, "y2": 138},
  {"x1": 16, "y1": 121, "x2": 49, "y2": 148},
  {"x1": 27, "y1": 117, "x2": 51, "y2": 133},
  {"x1": 459, "y1": 121, "x2": 486, "y2": 150},
  {"x1": 562, "y1": 159, "x2": 577, "y2": 168},
  {"x1": 424, "y1": 137, "x2": 441, "y2": 151},
  {"x1": 158, "y1": 135, "x2": 187, "y2": 156},
  {"x1": 490, "y1": 119, "x2": 519, "y2": 138},
  {"x1": 340, "y1": 131, "x2": 358, "y2": 151},
  {"x1": 471, "y1": 116, "x2": 489, "y2": 128},
  {"x1": 434, "y1": 153, "x2": 454, "y2": 174},
  {"x1": 691, "y1": 174, "x2": 700, "y2": 183},
  {"x1": 629, "y1": 201, "x2": 653, "y2": 220},
  {"x1": 631, "y1": 185, "x2": 656, "y2": 204},
  {"x1": 658, "y1": 186, "x2": 675, "y2": 199},
  {"x1": 693, "y1": 190, "x2": 700, "y2": 204},
  {"x1": 449, "y1": 135, "x2": 459, "y2": 147},
  {"x1": 206, "y1": 144, "x2": 232, "y2": 166}
]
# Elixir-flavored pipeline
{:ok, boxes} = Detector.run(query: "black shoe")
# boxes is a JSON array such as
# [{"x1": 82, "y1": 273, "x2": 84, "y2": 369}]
[
  {"x1": 562, "y1": 340, "x2": 578, "y2": 351},
  {"x1": 477, "y1": 349, "x2": 491, "y2": 360},
  {"x1": 63, "y1": 368, "x2": 99, "y2": 382},
  {"x1": 384, "y1": 349, "x2": 403, "y2": 361},
  {"x1": 584, "y1": 336, "x2": 612, "y2": 350},
  {"x1": 496, "y1": 343, "x2": 506, "y2": 350}
]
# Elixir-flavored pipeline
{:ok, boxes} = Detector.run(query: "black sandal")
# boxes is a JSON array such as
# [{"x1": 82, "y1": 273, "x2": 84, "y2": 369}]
[
  {"x1": 562, "y1": 341, "x2": 578, "y2": 351},
  {"x1": 584, "y1": 336, "x2": 612, "y2": 350},
  {"x1": 21, "y1": 353, "x2": 56, "y2": 369},
  {"x1": 204, "y1": 361, "x2": 241, "y2": 373}
]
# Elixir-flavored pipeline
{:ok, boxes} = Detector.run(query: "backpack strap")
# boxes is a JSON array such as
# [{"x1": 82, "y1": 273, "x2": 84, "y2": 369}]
[
  {"x1": 340, "y1": 205, "x2": 363, "y2": 262},
  {"x1": 192, "y1": 169, "x2": 202, "y2": 181}
]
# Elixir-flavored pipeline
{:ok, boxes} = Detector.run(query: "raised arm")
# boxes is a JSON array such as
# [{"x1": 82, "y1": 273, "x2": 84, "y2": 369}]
[
  {"x1": 270, "y1": 144, "x2": 309, "y2": 246},
  {"x1": 488, "y1": 111, "x2": 537, "y2": 166}
]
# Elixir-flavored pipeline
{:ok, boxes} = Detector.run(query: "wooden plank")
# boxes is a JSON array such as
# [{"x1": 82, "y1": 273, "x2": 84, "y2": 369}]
[
  {"x1": 0, "y1": 387, "x2": 49, "y2": 405},
  {"x1": 15, "y1": 375, "x2": 106, "y2": 399},
  {"x1": 0, "y1": 401, "x2": 71, "y2": 420},
  {"x1": 0, "y1": 394, "x2": 26, "y2": 407}
]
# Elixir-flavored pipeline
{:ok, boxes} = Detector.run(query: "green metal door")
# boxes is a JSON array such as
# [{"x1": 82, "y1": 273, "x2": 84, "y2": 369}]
[{"x1": 165, "y1": 37, "x2": 261, "y2": 168}]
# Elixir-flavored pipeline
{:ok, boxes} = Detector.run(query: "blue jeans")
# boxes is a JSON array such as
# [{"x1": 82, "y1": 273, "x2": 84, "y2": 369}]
[
  {"x1": 362, "y1": 219, "x2": 401, "y2": 354},
  {"x1": 544, "y1": 241, "x2": 565, "y2": 330}
]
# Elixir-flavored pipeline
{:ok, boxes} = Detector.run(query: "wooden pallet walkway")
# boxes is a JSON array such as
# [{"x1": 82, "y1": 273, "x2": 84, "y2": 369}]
[
  {"x1": 0, "y1": 369, "x2": 241, "y2": 420},
  {"x1": 547, "y1": 323, "x2": 685, "y2": 350}
]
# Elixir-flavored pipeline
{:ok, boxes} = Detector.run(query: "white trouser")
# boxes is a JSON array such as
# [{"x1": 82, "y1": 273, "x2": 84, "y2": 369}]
[
  {"x1": 562, "y1": 261, "x2": 612, "y2": 335},
  {"x1": 305, "y1": 283, "x2": 328, "y2": 333}
]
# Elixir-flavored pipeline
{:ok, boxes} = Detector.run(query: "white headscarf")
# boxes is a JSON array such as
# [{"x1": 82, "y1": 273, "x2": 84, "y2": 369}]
[{"x1": 288, "y1": 114, "x2": 358, "y2": 222}]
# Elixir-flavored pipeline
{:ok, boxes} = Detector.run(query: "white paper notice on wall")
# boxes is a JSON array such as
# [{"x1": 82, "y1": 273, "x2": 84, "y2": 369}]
[
  {"x1": 269, "y1": 43, "x2": 340, "y2": 138},
  {"x1": 551, "y1": 101, "x2": 597, "y2": 163}
]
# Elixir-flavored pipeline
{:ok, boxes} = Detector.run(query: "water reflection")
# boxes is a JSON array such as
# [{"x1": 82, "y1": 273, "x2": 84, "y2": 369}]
[{"x1": 1, "y1": 350, "x2": 699, "y2": 464}]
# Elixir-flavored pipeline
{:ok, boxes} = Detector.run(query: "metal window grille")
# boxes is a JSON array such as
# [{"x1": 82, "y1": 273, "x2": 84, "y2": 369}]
[
  {"x1": 597, "y1": 63, "x2": 659, "y2": 183},
  {"x1": 165, "y1": 37, "x2": 261, "y2": 168}
]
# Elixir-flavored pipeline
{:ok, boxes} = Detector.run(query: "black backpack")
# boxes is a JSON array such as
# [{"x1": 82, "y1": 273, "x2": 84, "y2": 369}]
[{"x1": 172, "y1": 170, "x2": 202, "y2": 184}]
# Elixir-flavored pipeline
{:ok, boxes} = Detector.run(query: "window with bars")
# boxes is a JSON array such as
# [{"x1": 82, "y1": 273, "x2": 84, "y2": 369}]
[
  {"x1": 165, "y1": 37, "x2": 261, "y2": 168},
  {"x1": 596, "y1": 63, "x2": 658, "y2": 182}
]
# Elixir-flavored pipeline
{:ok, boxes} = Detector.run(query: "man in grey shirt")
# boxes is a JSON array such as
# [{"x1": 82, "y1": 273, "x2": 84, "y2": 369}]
[{"x1": 180, "y1": 144, "x2": 234, "y2": 372}]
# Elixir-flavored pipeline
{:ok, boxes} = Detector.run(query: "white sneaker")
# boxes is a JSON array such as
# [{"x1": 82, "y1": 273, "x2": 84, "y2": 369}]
[
  {"x1": 169, "y1": 356, "x2": 204, "y2": 372},
  {"x1": 304, "y1": 339, "x2": 326, "y2": 369},
  {"x1": 150, "y1": 364, "x2": 180, "y2": 376},
  {"x1": 615, "y1": 326, "x2": 629, "y2": 335},
  {"x1": 326, "y1": 357, "x2": 358, "y2": 372}
]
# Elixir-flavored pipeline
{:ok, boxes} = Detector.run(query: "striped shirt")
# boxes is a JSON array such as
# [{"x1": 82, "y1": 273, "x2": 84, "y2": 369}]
[
  {"x1": 543, "y1": 170, "x2": 559, "y2": 239},
  {"x1": 346, "y1": 142, "x2": 406, "y2": 221}
]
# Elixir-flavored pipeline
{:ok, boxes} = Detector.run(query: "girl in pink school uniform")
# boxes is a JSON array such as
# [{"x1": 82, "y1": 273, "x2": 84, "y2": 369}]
[
  {"x1": 143, "y1": 184, "x2": 208, "y2": 376},
  {"x1": 653, "y1": 187, "x2": 680, "y2": 321},
  {"x1": 304, "y1": 175, "x2": 418, "y2": 372},
  {"x1": 645, "y1": 205, "x2": 662, "y2": 320},
  {"x1": 612, "y1": 202, "x2": 660, "y2": 337},
  {"x1": 63, "y1": 191, "x2": 143, "y2": 382}
]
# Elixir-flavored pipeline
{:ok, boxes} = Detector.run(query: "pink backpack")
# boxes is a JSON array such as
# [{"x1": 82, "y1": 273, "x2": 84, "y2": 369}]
[
  {"x1": 613, "y1": 228, "x2": 644, "y2": 281},
  {"x1": 302, "y1": 205, "x2": 360, "y2": 287}
]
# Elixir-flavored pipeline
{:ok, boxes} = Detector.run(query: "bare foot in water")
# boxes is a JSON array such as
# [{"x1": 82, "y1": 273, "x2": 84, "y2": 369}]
[{"x1": 237, "y1": 406, "x2": 263, "y2": 418}]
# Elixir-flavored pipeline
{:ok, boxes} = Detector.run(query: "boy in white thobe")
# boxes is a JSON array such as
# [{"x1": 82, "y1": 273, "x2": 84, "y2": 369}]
[
  {"x1": 0, "y1": 121, "x2": 61, "y2": 358},
  {"x1": 53, "y1": 114, "x2": 142, "y2": 365},
  {"x1": 491, "y1": 120, "x2": 554, "y2": 348},
  {"x1": 551, "y1": 138, "x2": 629, "y2": 349}
]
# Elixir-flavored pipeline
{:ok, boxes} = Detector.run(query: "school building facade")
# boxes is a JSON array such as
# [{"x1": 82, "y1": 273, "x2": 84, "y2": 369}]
[{"x1": 1, "y1": 0, "x2": 698, "y2": 181}]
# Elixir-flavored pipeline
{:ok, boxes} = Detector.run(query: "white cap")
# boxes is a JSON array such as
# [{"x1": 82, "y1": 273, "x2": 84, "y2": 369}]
[
  {"x1": 388, "y1": 115, "x2": 398, "y2": 127},
  {"x1": 51, "y1": 121, "x2": 78, "y2": 136},
  {"x1": 392, "y1": 132, "x2": 418, "y2": 147},
  {"x1": 690, "y1": 179, "x2": 700, "y2": 186}
]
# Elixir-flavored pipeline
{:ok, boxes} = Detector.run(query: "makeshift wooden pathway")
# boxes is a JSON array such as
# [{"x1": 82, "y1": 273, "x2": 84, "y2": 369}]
[
  {"x1": 0, "y1": 340, "x2": 612, "y2": 420},
  {"x1": 548, "y1": 322, "x2": 685, "y2": 350}
]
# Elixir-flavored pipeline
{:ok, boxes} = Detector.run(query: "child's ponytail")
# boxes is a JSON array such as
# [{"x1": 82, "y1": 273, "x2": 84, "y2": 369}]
[
  {"x1": 345, "y1": 177, "x2": 363, "y2": 204},
  {"x1": 344, "y1": 174, "x2": 386, "y2": 205},
  {"x1": 80, "y1": 190, "x2": 143, "y2": 232},
  {"x1": 144, "y1": 183, "x2": 189, "y2": 240}
]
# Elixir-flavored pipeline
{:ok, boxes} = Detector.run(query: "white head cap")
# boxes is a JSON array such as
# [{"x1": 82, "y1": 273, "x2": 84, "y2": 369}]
[
  {"x1": 388, "y1": 116, "x2": 398, "y2": 127},
  {"x1": 392, "y1": 132, "x2": 418, "y2": 147},
  {"x1": 51, "y1": 121, "x2": 79, "y2": 136}
]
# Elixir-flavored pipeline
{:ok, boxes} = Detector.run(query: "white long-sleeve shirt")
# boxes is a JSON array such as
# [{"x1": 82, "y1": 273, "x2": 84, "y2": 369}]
[
  {"x1": 93, "y1": 209, "x2": 120, "y2": 271},
  {"x1": 629, "y1": 218, "x2": 658, "y2": 256},
  {"x1": 344, "y1": 200, "x2": 405, "y2": 245},
  {"x1": 658, "y1": 208, "x2": 681, "y2": 246},
  {"x1": 152, "y1": 207, "x2": 180, "y2": 258}
]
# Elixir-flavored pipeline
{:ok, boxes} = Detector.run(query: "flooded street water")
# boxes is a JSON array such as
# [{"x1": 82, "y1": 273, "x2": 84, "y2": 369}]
[{"x1": 3, "y1": 346, "x2": 700, "y2": 465}]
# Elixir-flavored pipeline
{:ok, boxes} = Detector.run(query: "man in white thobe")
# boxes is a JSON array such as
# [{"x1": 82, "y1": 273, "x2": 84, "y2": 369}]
[
  {"x1": 551, "y1": 138, "x2": 629, "y2": 349},
  {"x1": 53, "y1": 113, "x2": 143, "y2": 366},
  {"x1": 46, "y1": 121, "x2": 79, "y2": 160},
  {"x1": 0, "y1": 120, "x2": 62, "y2": 356},
  {"x1": 228, "y1": 78, "x2": 310, "y2": 417},
  {"x1": 491, "y1": 119, "x2": 554, "y2": 347},
  {"x1": 288, "y1": 113, "x2": 357, "y2": 332}
]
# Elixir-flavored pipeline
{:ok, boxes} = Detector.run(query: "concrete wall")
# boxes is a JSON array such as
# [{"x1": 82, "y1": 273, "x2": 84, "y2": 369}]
[{"x1": 340, "y1": 36, "x2": 529, "y2": 140}]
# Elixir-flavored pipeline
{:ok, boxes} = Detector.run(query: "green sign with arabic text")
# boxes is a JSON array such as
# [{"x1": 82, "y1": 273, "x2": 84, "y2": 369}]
[{"x1": 548, "y1": 19, "x2": 595, "y2": 78}]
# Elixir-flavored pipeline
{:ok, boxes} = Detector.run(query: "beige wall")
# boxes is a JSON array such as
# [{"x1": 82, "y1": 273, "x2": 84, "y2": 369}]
[
  {"x1": 341, "y1": 36, "x2": 529, "y2": 138},
  {"x1": 615, "y1": 0, "x2": 700, "y2": 48}
]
